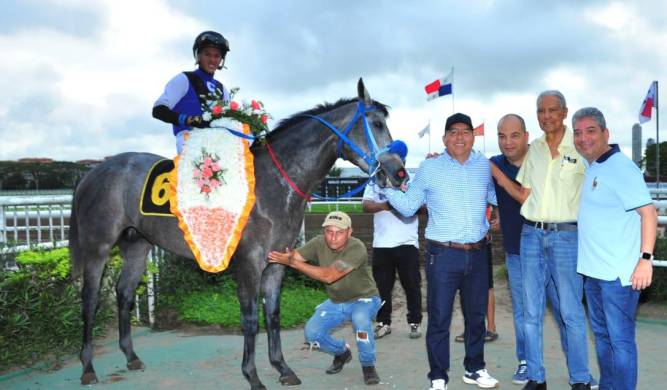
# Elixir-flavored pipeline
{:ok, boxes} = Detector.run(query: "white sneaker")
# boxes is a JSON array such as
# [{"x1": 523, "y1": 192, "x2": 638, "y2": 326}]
[
  {"x1": 429, "y1": 378, "x2": 447, "y2": 390},
  {"x1": 409, "y1": 323, "x2": 422, "y2": 339},
  {"x1": 462, "y1": 368, "x2": 499, "y2": 388},
  {"x1": 374, "y1": 322, "x2": 391, "y2": 338}
]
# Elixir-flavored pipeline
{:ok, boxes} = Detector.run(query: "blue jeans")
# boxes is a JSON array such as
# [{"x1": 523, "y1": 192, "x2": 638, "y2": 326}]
[
  {"x1": 425, "y1": 243, "x2": 488, "y2": 382},
  {"x1": 506, "y1": 252, "x2": 526, "y2": 362},
  {"x1": 304, "y1": 296, "x2": 381, "y2": 366},
  {"x1": 520, "y1": 225, "x2": 590, "y2": 384},
  {"x1": 506, "y1": 252, "x2": 568, "y2": 364},
  {"x1": 585, "y1": 277, "x2": 640, "y2": 390}
]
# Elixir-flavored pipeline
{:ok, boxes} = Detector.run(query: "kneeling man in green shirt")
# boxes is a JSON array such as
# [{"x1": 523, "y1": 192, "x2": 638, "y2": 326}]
[{"x1": 269, "y1": 211, "x2": 382, "y2": 386}]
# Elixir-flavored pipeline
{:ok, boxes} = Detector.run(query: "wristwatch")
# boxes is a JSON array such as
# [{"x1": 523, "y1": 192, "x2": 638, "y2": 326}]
[{"x1": 641, "y1": 252, "x2": 654, "y2": 261}]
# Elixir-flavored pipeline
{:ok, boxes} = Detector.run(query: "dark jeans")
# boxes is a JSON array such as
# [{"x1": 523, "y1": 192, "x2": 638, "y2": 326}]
[
  {"x1": 425, "y1": 243, "x2": 488, "y2": 382},
  {"x1": 372, "y1": 245, "x2": 423, "y2": 325}
]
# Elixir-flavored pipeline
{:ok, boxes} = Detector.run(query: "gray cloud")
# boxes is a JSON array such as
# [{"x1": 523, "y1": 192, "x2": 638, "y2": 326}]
[
  {"x1": 0, "y1": 0, "x2": 665, "y2": 162},
  {"x1": 0, "y1": 0, "x2": 101, "y2": 36}
]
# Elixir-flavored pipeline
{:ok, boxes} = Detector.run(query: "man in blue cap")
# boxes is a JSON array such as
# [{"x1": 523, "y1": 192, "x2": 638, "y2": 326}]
[
  {"x1": 385, "y1": 113, "x2": 498, "y2": 390},
  {"x1": 363, "y1": 141, "x2": 423, "y2": 340}
]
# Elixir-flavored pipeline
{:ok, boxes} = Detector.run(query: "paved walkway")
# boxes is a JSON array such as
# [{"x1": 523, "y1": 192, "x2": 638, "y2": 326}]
[{"x1": 3, "y1": 276, "x2": 666, "y2": 389}]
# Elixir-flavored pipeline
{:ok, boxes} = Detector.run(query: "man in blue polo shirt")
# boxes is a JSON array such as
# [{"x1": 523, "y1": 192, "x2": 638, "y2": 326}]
[
  {"x1": 385, "y1": 113, "x2": 498, "y2": 390},
  {"x1": 573, "y1": 107, "x2": 656, "y2": 390}
]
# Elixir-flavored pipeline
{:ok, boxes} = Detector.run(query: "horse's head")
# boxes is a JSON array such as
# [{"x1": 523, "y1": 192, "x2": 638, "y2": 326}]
[{"x1": 339, "y1": 78, "x2": 409, "y2": 188}]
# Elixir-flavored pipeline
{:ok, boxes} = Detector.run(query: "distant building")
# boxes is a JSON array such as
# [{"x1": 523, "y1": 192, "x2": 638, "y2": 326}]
[
  {"x1": 632, "y1": 123, "x2": 642, "y2": 167},
  {"x1": 647, "y1": 138, "x2": 656, "y2": 147},
  {"x1": 76, "y1": 159, "x2": 103, "y2": 168},
  {"x1": 18, "y1": 157, "x2": 53, "y2": 163}
]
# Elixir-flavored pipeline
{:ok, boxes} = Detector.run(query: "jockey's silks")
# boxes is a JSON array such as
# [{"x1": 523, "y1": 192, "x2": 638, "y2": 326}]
[{"x1": 171, "y1": 69, "x2": 227, "y2": 135}]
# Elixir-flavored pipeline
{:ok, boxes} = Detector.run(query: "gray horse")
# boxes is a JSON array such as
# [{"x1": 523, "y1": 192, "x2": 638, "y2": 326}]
[{"x1": 69, "y1": 79, "x2": 407, "y2": 389}]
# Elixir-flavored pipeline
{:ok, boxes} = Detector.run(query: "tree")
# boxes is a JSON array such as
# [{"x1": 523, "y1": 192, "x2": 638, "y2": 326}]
[
  {"x1": 643, "y1": 141, "x2": 667, "y2": 178},
  {"x1": 328, "y1": 165, "x2": 342, "y2": 177}
]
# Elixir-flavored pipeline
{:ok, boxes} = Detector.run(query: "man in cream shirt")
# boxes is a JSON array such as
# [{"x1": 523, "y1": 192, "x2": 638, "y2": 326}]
[{"x1": 491, "y1": 91, "x2": 593, "y2": 390}]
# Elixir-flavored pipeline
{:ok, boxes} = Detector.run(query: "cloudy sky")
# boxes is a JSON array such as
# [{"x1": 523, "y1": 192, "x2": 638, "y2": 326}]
[{"x1": 1, "y1": 0, "x2": 666, "y2": 167}]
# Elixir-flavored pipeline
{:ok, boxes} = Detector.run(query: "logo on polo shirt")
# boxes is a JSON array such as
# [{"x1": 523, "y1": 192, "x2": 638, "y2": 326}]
[
  {"x1": 592, "y1": 177, "x2": 598, "y2": 190},
  {"x1": 562, "y1": 155, "x2": 578, "y2": 164}
]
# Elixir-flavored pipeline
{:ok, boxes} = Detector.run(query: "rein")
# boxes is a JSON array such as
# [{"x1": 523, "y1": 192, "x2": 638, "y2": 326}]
[
  {"x1": 219, "y1": 99, "x2": 387, "y2": 201},
  {"x1": 266, "y1": 100, "x2": 387, "y2": 201},
  {"x1": 265, "y1": 141, "x2": 372, "y2": 202}
]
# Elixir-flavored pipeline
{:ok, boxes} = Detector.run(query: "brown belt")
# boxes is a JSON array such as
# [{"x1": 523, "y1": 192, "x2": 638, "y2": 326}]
[{"x1": 427, "y1": 238, "x2": 487, "y2": 251}]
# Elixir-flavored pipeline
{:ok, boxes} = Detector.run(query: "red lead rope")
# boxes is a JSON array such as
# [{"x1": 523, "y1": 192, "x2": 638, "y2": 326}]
[{"x1": 265, "y1": 141, "x2": 312, "y2": 201}]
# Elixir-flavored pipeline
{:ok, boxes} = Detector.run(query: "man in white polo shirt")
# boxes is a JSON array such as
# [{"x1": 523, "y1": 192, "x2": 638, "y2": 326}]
[
  {"x1": 573, "y1": 107, "x2": 656, "y2": 390},
  {"x1": 363, "y1": 171, "x2": 423, "y2": 340}
]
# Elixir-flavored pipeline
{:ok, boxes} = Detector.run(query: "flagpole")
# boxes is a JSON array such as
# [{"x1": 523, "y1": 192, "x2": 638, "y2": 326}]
[
  {"x1": 428, "y1": 119, "x2": 432, "y2": 154},
  {"x1": 657, "y1": 81, "x2": 660, "y2": 188},
  {"x1": 451, "y1": 66, "x2": 455, "y2": 113},
  {"x1": 483, "y1": 120, "x2": 486, "y2": 154}
]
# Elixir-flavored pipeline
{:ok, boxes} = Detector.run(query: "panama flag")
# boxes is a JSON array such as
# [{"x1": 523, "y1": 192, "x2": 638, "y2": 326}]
[
  {"x1": 639, "y1": 81, "x2": 657, "y2": 124},
  {"x1": 473, "y1": 122, "x2": 485, "y2": 137},
  {"x1": 425, "y1": 71, "x2": 453, "y2": 101}
]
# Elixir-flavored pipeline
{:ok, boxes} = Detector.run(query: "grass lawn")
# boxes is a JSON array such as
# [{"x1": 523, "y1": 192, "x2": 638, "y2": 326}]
[{"x1": 306, "y1": 202, "x2": 364, "y2": 214}]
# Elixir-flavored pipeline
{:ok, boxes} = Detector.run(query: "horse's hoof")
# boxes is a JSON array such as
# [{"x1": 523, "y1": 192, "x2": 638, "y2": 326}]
[
  {"x1": 127, "y1": 359, "x2": 145, "y2": 371},
  {"x1": 81, "y1": 372, "x2": 98, "y2": 385},
  {"x1": 280, "y1": 374, "x2": 302, "y2": 386}
]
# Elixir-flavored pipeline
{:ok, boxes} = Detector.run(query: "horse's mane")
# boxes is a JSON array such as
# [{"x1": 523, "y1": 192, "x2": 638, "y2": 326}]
[{"x1": 266, "y1": 97, "x2": 389, "y2": 139}]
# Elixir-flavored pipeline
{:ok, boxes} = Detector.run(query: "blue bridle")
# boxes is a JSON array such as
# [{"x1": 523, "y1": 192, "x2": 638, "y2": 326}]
[
  {"x1": 301, "y1": 100, "x2": 388, "y2": 175},
  {"x1": 219, "y1": 99, "x2": 396, "y2": 200}
]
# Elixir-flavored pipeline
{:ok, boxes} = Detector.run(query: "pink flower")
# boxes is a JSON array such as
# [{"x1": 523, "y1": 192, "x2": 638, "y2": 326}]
[
  {"x1": 230, "y1": 101, "x2": 239, "y2": 111},
  {"x1": 210, "y1": 162, "x2": 221, "y2": 171},
  {"x1": 198, "y1": 178, "x2": 206, "y2": 188},
  {"x1": 211, "y1": 105, "x2": 222, "y2": 116},
  {"x1": 251, "y1": 100, "x2": 261, "y2": 110},
  {"x1": 193, "y1": 168, "x2": 201, "y2": 178},
  {"x1": 202, "y1": 185, "x2": 212, "y2": 194},
  {"x1": 209, "y1": 179, "x2": 220, "y2": 188},
  {"x1": 202, "y1": 167, "x2": 213, "y2": 179},
  {"x1": 261, "y1": 114, "x2": 268, "y2": 124},
  {"x1": 204, "y1": 157, "x2": 212, "y2": 167}
]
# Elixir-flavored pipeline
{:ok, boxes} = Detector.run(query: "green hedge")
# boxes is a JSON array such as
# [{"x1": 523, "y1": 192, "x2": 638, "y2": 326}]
[
  {"x1": 641, "y1": 237, "x2": 667, "y2": 302},
  {"x1": 0, "y1": 248, "x2": 122, "y2": 371},
  {"x1": 154, "y1": 255, "x2": 326, "y2": 329}
]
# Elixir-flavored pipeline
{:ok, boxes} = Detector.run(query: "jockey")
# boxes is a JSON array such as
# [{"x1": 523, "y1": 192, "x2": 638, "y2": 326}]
[{"x1": 153, "y1": 31, "x2": 232, "y2": 153}]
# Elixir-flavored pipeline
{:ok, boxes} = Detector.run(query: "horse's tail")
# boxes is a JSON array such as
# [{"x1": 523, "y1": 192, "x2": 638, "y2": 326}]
[{"x1": 68, "y1": 179, "x2": 83, "y2": 279}]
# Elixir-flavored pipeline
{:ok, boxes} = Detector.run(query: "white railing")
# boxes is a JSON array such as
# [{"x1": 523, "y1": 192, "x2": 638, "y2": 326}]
[
  {"x1": 0, "y1": 195, "x2": 72, "y2": 247},
  {"x1": 3, "y1": 193, "x2": 667, "y2": 267}
]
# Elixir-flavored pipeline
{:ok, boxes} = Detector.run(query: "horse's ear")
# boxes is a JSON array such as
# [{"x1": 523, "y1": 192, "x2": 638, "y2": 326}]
[{"x1": 357, "y1": 78, "x2": 372, "y2": 105}]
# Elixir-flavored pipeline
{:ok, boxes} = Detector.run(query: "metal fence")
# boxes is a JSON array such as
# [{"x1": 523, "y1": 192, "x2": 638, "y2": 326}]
[
  {"x1": 2, "y1": 193, "x2": 667, "y2": 266},
  {"x1": 0, "y1": 195, "x2": 71, "y2": 254}
]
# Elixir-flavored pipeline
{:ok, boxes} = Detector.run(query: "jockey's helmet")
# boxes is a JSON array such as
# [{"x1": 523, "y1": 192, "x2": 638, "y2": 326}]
[{"x1": 192, "y1": 31, "x2": 230, "y2": 60}]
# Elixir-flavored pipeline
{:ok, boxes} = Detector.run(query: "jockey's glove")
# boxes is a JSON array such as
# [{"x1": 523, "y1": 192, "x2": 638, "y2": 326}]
[{"x1": 187, "y1": 116, "x2": 210, "y2": 128}]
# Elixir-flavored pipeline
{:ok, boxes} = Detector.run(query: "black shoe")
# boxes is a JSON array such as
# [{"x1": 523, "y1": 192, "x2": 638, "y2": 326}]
[
  {"x1": 362, "y1": 365, "x2": 380, "y2": 385},
  {"x1": 325, "y1": 348, "x2": 352, "y2": 374},
  {"x1": 571, "y1": 383, "x2": 591, "y2": 390},
  {"x1": 523, "y1": 380, "x2": 547, "y2": 390}
]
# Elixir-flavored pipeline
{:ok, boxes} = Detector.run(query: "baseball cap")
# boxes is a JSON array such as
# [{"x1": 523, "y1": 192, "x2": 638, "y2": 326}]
[
  {"x1": 322, "y1": 211, "x2": 352, "y2": 230},
  {"x1": 445, "y1": 113, "x2": 473, "y2": 131}
]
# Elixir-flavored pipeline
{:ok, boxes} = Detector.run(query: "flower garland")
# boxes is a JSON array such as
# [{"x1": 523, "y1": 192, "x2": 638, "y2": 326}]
[
  {"x1": 192, "y1": 148, "x2": 227, "y2": 196},
  {"x1": 200, "y1": 87, "x2": 271, "y2": 137}
]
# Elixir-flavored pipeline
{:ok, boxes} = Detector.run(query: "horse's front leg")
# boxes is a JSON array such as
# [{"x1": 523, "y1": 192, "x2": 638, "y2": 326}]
[
  {"x1": 237, "y1": 265, "x2": 267, "y2": 390},
  {"x1": 262, "y1": 264, "x2": 301, "y2": 386}
]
